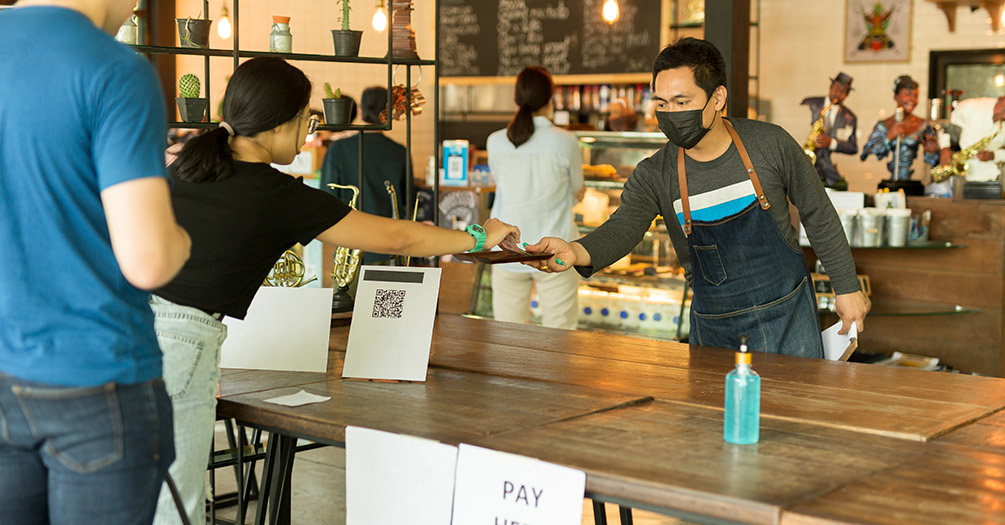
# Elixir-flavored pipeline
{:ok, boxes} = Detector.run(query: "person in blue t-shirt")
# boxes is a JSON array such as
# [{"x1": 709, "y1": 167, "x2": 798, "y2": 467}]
[{"x1": 0, "y1": 2, "x2": 191, "y2": 524}]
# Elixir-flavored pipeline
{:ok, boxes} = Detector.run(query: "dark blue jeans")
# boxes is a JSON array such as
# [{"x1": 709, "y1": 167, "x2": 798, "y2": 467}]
[{"x1": 0, "y1": 374, "x2": 174, "y2": 525}]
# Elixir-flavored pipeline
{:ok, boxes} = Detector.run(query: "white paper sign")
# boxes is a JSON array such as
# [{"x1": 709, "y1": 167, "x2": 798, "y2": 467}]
[
  {"x1": 822, "y1": 320, "x2": 858, "y2": 361},
  {"x1": 345, "y1": 426, "x2": 458, "y2": 525},
  {"x1": 451, "y1": 444, "x2": 585, "y2": 525},
  {"x1": 220, "y1": 287, "x2": 333, "y2": 372},
  {"x1": 342, "y1": 266, "x2": 441, "y2": 381}
]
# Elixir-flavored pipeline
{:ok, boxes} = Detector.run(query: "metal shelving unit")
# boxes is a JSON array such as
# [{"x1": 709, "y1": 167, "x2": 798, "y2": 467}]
[{"x1": 132, "y1": 0, "x2": 440, "y2": 223}]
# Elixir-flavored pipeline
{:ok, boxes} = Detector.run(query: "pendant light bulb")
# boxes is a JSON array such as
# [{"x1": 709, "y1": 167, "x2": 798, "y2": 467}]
[
  {"x1": 372, "y1": 1, "x2": 387, "y2": 32},
  {"x1": 602, "y1": 0, "x2": 620, "y2": 24},
  {"x1": 217, "y1": 3, "x2": 232, "y2": 39}
]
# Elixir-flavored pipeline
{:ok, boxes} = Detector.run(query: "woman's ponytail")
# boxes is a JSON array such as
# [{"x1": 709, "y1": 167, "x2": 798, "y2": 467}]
[
  {"x1": 505, "y1": 66, "x2": 553, "y2": 148},
  {"x1": 506, "y1": 104, "x2": 536, "y2": 148},
  {"x1": 173, "y1": 127, "x2": 234, "y2": 183}
]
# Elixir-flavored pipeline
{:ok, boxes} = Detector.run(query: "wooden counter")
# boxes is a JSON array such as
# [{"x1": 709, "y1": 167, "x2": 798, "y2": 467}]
[{"x1": 807, "y1": 197, "x2": 1005, "y2": 376}]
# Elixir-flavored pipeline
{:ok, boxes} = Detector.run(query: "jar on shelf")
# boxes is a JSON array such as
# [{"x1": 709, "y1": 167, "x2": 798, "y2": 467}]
[{"x1": 270, "y1": 16, "x2": 292, "y2": 53}]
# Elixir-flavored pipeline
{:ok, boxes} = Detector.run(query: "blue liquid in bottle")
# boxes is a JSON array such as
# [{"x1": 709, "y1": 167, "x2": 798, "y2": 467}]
[{"x1": 724, "y1": 335, "x2": 760, "y2": 444}]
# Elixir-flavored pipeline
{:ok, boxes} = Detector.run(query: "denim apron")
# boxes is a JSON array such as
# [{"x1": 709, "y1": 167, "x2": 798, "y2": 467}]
[{"x1": 679, "y1": 120, "x2": 823, "y2": 358}]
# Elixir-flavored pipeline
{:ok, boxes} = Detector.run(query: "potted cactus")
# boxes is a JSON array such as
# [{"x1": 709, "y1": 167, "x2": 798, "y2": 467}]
[
  {"x1": 322, "y1": 82, "x2": 354, "y2": 125},
  {"x1": 331, "y1": 0, "x2": 363, "y2": 57},
  {"x1": 176, "y1": 74, "x2": 208, "y2": 123}
]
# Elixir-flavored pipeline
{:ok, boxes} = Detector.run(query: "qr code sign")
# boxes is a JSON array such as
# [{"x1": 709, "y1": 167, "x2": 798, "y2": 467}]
[{"x1": 372, "y1": 289, "x2": 406, "y2": 319}]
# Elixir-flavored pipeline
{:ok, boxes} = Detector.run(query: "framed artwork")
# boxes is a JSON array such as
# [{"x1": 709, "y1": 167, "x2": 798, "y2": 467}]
[{"x1": 844, "y1": 0, "x2": 912, "y2": 63}]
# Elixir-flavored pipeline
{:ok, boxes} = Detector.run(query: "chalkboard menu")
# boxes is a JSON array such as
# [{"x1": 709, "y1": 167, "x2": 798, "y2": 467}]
[{"x1": 439, "y1": 0, "x2": 662, "y2": 77}]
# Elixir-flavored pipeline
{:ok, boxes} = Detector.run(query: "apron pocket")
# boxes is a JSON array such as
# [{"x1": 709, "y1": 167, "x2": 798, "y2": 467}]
[
  {"x1": 693, "y1": 245, "x2": 727, "y2": 286},
  {"x1": 692, "y1": 276, "x2": 822, "y2": 357}
]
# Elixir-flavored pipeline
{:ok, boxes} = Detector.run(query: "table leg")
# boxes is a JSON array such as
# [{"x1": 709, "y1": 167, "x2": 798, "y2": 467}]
[
  {"x1": 619, "y1": 505, "x2": 634, "y2": 524},
  {"x1": 254, "y1": 432, "x2": 280, "y2": 525},
  {"x1": 592, "y1": 499, "x2": 608, "y2": 525}
]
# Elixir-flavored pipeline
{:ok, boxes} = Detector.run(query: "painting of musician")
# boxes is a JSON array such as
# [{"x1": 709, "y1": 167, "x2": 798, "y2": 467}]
[{"x1": 801, "y1": 72, "x2": 857, "y2": 190}]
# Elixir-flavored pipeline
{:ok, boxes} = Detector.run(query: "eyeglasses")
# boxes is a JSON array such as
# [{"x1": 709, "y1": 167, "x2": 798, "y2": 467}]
[{"x1": 300, "y1": 113, "x2": 321, "y2": 135}]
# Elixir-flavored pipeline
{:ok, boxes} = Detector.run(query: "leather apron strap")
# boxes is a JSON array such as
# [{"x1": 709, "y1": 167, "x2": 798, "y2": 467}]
[{"x1": 677, "y1": 119, "x2": 771, "y2": 235}]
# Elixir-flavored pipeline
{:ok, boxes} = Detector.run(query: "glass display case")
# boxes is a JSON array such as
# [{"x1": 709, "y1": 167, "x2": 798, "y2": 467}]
[{"x1": 572, "y1": 131, "x2": 692, "y2": 341}]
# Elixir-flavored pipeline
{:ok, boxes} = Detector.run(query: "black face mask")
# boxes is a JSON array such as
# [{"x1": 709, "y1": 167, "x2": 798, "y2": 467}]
[{"x1": 656, "y1": 94, "x2": 713, "y2": 149}]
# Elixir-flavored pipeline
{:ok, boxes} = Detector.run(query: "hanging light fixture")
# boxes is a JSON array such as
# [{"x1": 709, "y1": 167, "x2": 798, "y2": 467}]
[
  {"x1": 602, "y1": 0, "x2": 620, "y2": 24},
  {"x1": 372, "y1": 0, "x2": 388, "y2": 32},
  {"x1": 217, "y1": 1, "x2": 232, "y2": 39}
]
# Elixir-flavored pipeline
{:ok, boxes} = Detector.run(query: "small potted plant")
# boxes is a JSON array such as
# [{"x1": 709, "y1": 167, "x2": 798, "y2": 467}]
[
  {"x1": 176, "y1": 74, "x2": 208, "y2": 123},
  {"x1": 322, "y1": 82, "x2": 354, "y2": 125},
  {"x1": 176, "y1": 13, "x2": 212, "y2": 48},
  {"x1": 331, "y1": 0, "x2": 363, "y2": 57}
]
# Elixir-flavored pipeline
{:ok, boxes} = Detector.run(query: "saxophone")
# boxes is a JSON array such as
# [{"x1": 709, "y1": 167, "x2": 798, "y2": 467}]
[
  {"x1": 327, "y1": 183, "x2": 363, "y2": 289},
  {"x1": 804, "y1": 99, "x2": 837, "y2": 164},
  {"x1": 931, "y1": 121, "x2": 1004, "y2": 182}
]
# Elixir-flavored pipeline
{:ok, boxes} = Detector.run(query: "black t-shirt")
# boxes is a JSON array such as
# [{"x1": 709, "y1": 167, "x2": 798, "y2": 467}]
[{"x1": 156, "y1": 160, "x2": 351, "y2": 319}]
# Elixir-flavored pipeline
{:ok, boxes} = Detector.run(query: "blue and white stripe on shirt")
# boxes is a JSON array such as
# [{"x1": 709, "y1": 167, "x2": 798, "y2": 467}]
[{"x1": 672, "y1": 179, "x2": 756, "y2": 234}]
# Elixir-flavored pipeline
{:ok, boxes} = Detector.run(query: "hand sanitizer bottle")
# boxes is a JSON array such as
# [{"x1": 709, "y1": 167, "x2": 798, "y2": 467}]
[{"x1": 724, "y1": 334, "x2": 760, "y2": 444}]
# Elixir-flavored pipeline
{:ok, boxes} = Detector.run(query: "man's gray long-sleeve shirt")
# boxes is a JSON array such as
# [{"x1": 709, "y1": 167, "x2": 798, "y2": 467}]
[{"x1": 576, "y1": 118, "x2": 861, "y2": 295}]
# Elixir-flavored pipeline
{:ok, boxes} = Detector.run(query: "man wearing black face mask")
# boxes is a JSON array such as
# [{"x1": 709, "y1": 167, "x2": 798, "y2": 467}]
[{"x1": 524, "y1": 37, "x2": 870, "y2": 357}]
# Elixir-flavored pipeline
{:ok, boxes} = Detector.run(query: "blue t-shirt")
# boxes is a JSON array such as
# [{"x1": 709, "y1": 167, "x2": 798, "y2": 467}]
[{"x1": 0, "y1": 7, "x2": 169, "y2": 386}]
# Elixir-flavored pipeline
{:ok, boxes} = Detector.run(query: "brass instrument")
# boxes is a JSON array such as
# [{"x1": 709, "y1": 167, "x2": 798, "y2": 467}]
[
  {"x1": 384, "y1": 180, "x2": 407, "y2": 266},
  {"x1": 384, "y1": 180, "x2": 400, "y2": 220},
  {"x1": 931, "y1": 121, "x2": 1003, "y2": 183},
  {"x1": 263, "y1": 249, "x2": 317, "y2": 287},
  {"x1": 327, "y1": 183, "x2": 364, "y2": 312},
  {"x1": 804, "y1": 99, "x2": 837, "y2": 164}
]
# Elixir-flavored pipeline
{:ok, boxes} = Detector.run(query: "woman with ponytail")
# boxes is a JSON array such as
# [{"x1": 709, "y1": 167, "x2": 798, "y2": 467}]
[
  {"x1": 486, "y1": 66, "x2": 584, "y2": 330},
  {"x1": 151, "y1": 57, "x2": 520, "y2": 525}
]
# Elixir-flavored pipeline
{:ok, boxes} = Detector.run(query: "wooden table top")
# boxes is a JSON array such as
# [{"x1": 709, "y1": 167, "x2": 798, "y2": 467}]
[
  {"x1": 468, "y1": 400, "x2": 933, "y2": 524},
  {"x1": 217, "y1": 367, "x2": 650, "y2": 446},
  {"x1": 328, "y1": 316, "x2": 1005, "y2": 441},
  {"x1": 219, "y1": 314, "x2": 1005, "y2": 524}
]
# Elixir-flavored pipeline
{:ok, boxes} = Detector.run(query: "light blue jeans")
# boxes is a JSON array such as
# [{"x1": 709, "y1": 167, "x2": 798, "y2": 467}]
[{"x1": 149, "y1": 296, "x2": 227, "y2": 525}]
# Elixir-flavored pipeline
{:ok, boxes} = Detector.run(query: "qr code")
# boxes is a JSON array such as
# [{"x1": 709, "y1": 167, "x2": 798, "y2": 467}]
[{"x1": 372, "y1": 289, "x2": 406, "y2": 319}]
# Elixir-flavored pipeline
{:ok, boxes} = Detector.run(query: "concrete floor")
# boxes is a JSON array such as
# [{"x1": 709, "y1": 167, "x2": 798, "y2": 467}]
[{"x1": 207, "y1": 423, "x2": 686, "y2": 525}]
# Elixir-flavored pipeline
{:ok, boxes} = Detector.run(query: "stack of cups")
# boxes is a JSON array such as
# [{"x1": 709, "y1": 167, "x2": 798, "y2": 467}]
[
  {"x1": 886, "y1": 208, "x2": 912, "y2": 247},
  {"x1": 854, "y1": 208, "x2": 886, "y2": 247},
  {"x1": 836, "y1": 209, "x2": 857, "y2": 246}
]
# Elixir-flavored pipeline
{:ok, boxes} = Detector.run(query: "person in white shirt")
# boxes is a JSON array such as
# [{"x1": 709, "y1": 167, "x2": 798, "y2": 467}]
[
  {"x1": 487, "y1": 66, "x2": 585, "y2": 329},
  {"x1": 937, "y1": 96, "x2": 1005, "y2": 182}
]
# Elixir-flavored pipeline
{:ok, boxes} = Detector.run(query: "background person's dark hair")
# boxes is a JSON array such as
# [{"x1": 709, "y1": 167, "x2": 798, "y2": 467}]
[
  {"x1": 651, "y1": 37, "x2": 727, "y2": 100},
  {"x1": 506, "y1": 66, "x2": 553, "y2": 148},
  {"x1": 174, "y1": 57, "x2": 312, "y2": 183},
  {"x1": 893, "y1": 75, "x2": 918, "y2": 95},
  {"x1": 360, "y1": 87, "x2": 387, "y2": 125}
]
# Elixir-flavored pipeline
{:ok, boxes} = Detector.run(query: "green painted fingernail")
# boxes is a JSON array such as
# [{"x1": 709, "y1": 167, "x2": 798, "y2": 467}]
[
  {"x1": 522, "y1": 242, "x2": 528, "y2": 246},
  {"x1": 555, "y1": 258, "x2": 566, "y2": 266}
]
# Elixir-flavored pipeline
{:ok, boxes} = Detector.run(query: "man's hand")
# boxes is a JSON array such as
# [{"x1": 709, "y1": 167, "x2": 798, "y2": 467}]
[
  {"x1": 522, "y1": 237, "x2": 586, "y2": 273},
  {"x1": 977, "y1": 150, "x2": 994, "y2": 162},
  {"x1": 835, "y1": 290, "x2": 870, "y2": 335},
  {"x1": 814, "y1": 134, "x2": 832, "y2": 149}
]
